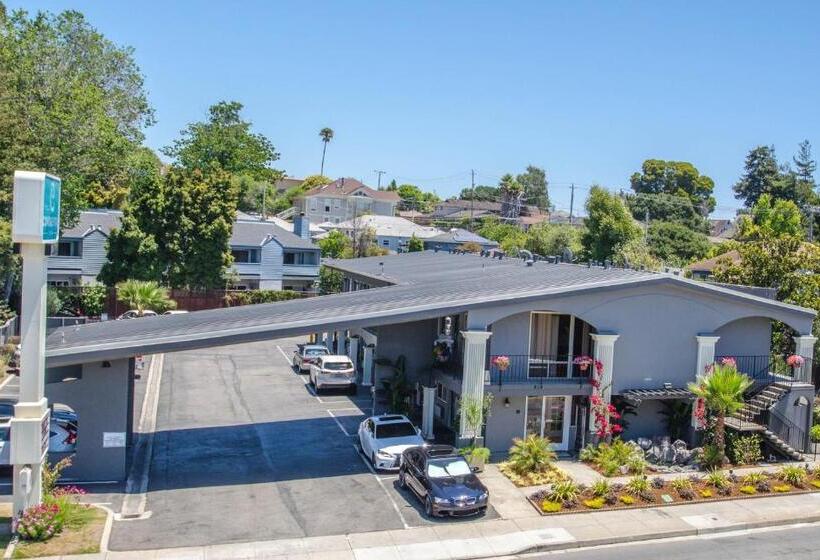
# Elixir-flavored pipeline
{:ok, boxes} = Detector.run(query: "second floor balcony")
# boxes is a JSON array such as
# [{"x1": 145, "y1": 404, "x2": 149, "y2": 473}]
[{"x1": 488, "y1": 354, "x2": 591, "y2": 388}]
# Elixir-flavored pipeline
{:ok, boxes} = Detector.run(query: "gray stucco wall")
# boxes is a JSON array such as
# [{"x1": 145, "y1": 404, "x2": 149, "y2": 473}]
[
  {"x1": 375, "y1": 319, "x2": 438, "y2": 386},
  {"x1": 484, "y1": 395, "x2": 526, "y2": 455},
  {"x1": 81, "y1": 231, "x2": 108, "y2": 281},
  {"x1": 771, "y1": 383, "x2": 814, "y2": 450},
  {"x1": 715, "y1": 317, "x2": 772, "y2": 358},
  {"x1": 46, "y1": 358, "x2": 132, "y2": 481},
  {"x1": 622, "y1": 400, "x2": 666, "y2": 441}
]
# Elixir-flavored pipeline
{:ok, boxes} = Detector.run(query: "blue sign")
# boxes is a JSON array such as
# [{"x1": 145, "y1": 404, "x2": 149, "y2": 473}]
[{"x1": 42, "y1": 175, "x2": 61, "y2": 242}]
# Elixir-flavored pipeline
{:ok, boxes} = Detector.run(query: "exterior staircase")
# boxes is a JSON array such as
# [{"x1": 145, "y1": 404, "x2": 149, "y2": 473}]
[
  {"x1": 725, "y1": 382, "x2": 804, "y2": 461},
  {"x1": 276, "y1": 206, "x2": 297, "y2": 219}
]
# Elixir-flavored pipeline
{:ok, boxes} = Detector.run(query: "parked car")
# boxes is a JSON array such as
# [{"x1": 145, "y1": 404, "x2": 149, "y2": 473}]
[
  {"x1": 292, "y1": 344, "x2": 329, "y2": 373},
  {"x1": 399, "y1": 445, "x2": 489, "y2": 518},
  {"x1": 163, "y1": 310, "x2": 188, "y2": 315},
  {"x1": 0, "y1": 413, "x2": 78, "y2": 465},
  {"x1": 117, "y1": 310, "x2": 157, "y2": 320},
  {"x1": 358, "y1": 414, "x2": 425, "y2": 471},
  {"x1": 0, "y1": 399, "x2": 14, "y2": 421},
  {"x1": 308, "y1": 355, "x2": 355, "y2": 393}
]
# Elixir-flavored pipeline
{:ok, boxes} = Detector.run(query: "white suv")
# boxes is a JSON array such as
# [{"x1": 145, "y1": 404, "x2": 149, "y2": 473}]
[
  {"x1": 309, "y1": 355, "x2": 356, "y2": 393},
  {"x1": 358, "y1": 414, "x2": 425, "y2": 471}
]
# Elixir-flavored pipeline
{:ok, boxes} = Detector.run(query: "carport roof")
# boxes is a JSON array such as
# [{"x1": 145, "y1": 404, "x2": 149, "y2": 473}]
[{"x1": 45, "y1": 252, "x2": 815, "y2": 367}]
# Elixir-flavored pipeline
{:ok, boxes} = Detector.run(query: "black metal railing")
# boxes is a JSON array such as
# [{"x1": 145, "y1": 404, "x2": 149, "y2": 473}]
[
  {"x1": 488, "y1": 354, "x2": 591, "y2": 388},
  {"x1": 716, "y1": 355, "x2": 812, "y2": 388},
  {"x1": 762, "y1": 407, "x2": 809, "y2": 454}
]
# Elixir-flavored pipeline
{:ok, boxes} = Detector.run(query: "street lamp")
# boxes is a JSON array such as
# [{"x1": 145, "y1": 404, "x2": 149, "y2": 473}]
[{"x1": 10, "y1": 171, "x2": 61, "y2": 520}]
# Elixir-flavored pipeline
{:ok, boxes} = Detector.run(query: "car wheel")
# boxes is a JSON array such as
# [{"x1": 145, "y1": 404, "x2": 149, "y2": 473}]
[
  {"x1": 348, "y1": 384, "x2": 357, "y2": 396},
  {"x1": 371, "y1": 452, "x2": 378, "y2": 469},
  {"x1": 424, "y1": 496, "x2": 435, "y2": 518},
  {"x1": 398, "y1": 470, "x2": 407, "y2": 489}
]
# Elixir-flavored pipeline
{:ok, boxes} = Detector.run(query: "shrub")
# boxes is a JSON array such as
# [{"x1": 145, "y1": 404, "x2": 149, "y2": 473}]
[
  {"x1": 639, "y1": 490, "x2": 655, "y2": 503},
  {"x1": 599, "y1": 459, "x2": 620, "y2": 477},
  {"x1": 548, "y1": 480, "x2": 581, "y2": 504},
  {"x1": 578, "y1": 444, "x2": 597, "y2": 462},
  {"x1": 671, "y1": 478, "x2": 693, "y2": 492},
  {"x1": 619, "y1": 495, "x2": 635, "y2": 505},
  {"x1": 778, "y1": 465, "x2": 808, "y2": 487},
  {"x1": 705, "y1": 470, "x2": 729, "y2": 489},
  {"x1": 460, "y1": 446, "x2": 491, "y2": 464},
  {"x1": 590, "y1": 479, "x2": 611, "y2": 498},
  {"x1": 742, "y1": 472, "x2": 768, "y2": 485},
  {"x1": 651, "y1": 477, "x2": 665, "y2": 489},
  {"x1": 700, "y1": 489, "x2": 713, "y2": 498},
  {"x1": 625, "y1": 475, "x2": 650, "y2": 496},
  {"x1": 811, "y1": 425, "x2": 820, "y2": 443},
  {"x1": 583, "y1": 497, "x2": 605, "y2": 509},
  {"x1": 626, "y1": 456, "x2": 647, "y2": 474},
  {"x1": 224, "y1": 289, "x2": 304, "y2": 306},
  {"x1": 756, "y1": 480, "x2": 771, "y2": 493},
  {"x1": 728, "y1": 434, "x2": 763, "y2": 465},
  {"x1": 508, "y1": 435, "x2": 557, "y2": 475},
  {"x1": 739, "y1": 485, "x2": 757, "y2": 494},
  {"x1": 16, "y1": 503, "x2": 63, "y2": 541},
  {"x1": 810, "y1": 479, "x2": 820, "y2": 489},
  {"x1": 583, "y1": 438, "x2": 644, "y2": 476},
  {"x1": 698, "y1": 444, "x2": 724, "y2": 470},
  {"x1": 773, "y1": 484, "x2": 792, "y2": 493},
  {"x1": 678, "y1": 487, "x2": 695, "y2": 501},
  {"x1": 717, "y1": 486, "x2": 732, "y2": 496},
  {"x1": 603, "y1": 493, "x2": 618, "y2": 505},
  {"x1": 540, "y1": 500, "x2": 562, "y2": 513}
]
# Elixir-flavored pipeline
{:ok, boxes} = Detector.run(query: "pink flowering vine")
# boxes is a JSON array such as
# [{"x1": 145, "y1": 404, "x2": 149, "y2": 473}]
[
  {"x1": 693, "y1": 397, "x2": 707, "y2": 429},
  {"x1": 578, "y1": 355, "x2": 620, "y2": 439},
  {"x1": 786, "y1": 354, "x2": 805, "y2": 368}
]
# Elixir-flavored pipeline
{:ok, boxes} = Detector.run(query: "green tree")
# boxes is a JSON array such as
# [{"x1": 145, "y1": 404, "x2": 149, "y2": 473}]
[
  {"x1": 688, "y1": 362, "x2": 752, "y2": 464},
  {"x1": 525, "y1": 223, "x2": 581, "y2": 258},
  {"x1": 581, "y1": 186, "x2": 641, "y2": 261},
  {"x1": 477, "y1": 218, "x2": 527, "y2": 254},
  {"x1": 0, "y1": 5, "x2": 155, "y2": 223},
  {"x1": 646, "y1": 221, "x2": 711, "y2": 266},
  {"x1": 733, "y1": 146, "x2": 782, "y2": 207},
  {"x1": 317, "y1": 229, "x2": 351, "y2": 258},
  {"x1": 319, "y1": 127, "x2": 334, "y2": 176},
  {"x1": 164, "y1": 101, "x2": 279, "y2": 181},
  {"x1": 459, "y1": 185, "x2": 499, "y2": 201},
  {"x1": 407, "y1": 234, "x2": 424, "y2": 252},
  {"x1": 630, "y1": 160, "x2": 715, "y2": 214},
  {"x1": 318, "y1": 266, "x2": 343, "y2": 295},
  {"x1": 116, "y1": 280, "x2": 176, "y2": 315},
  {"x1": 507, "y1": 435, "x2": 557, "y2": 475},
  {"x1": 613, "y1": 237, "x2": 661, "y2": 271},
  {"x1": 625, "y1": 193, "x2": 708, "y2": 233},
  {"x1": 516, "y1": 165, "x2": 550, "y2": 209},
  {"x1": 396, "y1": 184, "x2": 440, "y2": 213},
  {"x1": 736, "y1": 194, "x2": 804, "y2": 241}
]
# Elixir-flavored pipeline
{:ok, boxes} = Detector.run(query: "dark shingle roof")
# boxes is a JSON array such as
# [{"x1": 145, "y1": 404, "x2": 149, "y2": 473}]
[
  {"x1": 424, "y1": 229, "x2": 498, "y2": 246},
  {"x1": 62, "y1": 210, "x2": 123, "y2": 238},
  {"x1": 301, "y1": 178, "x2": 400, "y2": 202},
  {"x1": 231, "y1": 219, "x2": 317, "y2": 250}
]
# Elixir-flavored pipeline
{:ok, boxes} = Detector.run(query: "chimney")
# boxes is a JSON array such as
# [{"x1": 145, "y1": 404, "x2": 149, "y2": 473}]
[{"x1": 294, "y1": 213, "x2": 310, "y2": 240}]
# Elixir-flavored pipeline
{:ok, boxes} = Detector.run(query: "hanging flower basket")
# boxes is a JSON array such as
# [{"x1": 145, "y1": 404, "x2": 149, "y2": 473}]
[
  {"x1": 491, "y1": 355, "x2": 510, "y2": 372},
  {"x1": 786, "y1": 354, "x2": 805, "y2": 369}
]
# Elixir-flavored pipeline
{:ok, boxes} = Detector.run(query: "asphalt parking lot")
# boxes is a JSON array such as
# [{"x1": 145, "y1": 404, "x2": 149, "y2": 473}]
[{"x1": 109, "y1": 337, "x2": 495, "y2": 551}]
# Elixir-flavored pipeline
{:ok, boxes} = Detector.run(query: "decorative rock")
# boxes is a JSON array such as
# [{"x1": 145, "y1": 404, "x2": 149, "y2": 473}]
[{"x1": 636, "y1": 437, "x2": 652, "y2": 450}]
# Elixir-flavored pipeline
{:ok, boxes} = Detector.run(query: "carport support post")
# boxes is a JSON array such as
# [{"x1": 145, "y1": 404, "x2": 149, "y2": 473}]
[
  {"x1": 794, "y1": 335, "x2": 818, "y2": 383},
  {"x1": 587, "y1": 333, "x2": 618, "y2": 440},
  {"x1": 695, "y1": 335, "x2": 720, "y2": 376},
  {"x1": 458, "y1": 330, "x2": 492, "y2": 446},
  {"x1": 12, "y1": 243, "x2": 50, "y2": 518},
  {"x1": 362, "y1": 345, "x2": 375, "y2": 386},
  {"x1": 347, "y1": 336, "x2": 359, "y2": 371},
  {"x1": 421, "y1": 386, "x2": 435, "y2": 440}
]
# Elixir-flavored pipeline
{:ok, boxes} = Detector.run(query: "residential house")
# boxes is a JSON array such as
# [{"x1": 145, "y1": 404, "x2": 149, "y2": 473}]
[
  {"x1": 325, "y1": 215, "x2": 443, "y2": 253},
  {"x1": 423, "y1": 228, "x2": 499, "y2": 252},
  {"x1": 324, "y1": 251, "x2": 816, "y2": 457},
  {"x1": 685, "y1": 251, "x2": 741, "y2": 281},
  {"x1": 295, "y1": 178, "x2": 400, "y2": 225},
  {"x1": 46, "y1": 210, "x2": 321, "y2": 291},
  {"x1": 709, "y1": 219, "x2": 737, "y2": 240}
]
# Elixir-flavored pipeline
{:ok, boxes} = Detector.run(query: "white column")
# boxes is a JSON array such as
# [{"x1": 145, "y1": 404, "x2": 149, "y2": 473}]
[
  {"x1": 794, "y1": 335, "x2": 818, "y2": 383},
  {"x1": 362, "y1": 345, "x2": 375, "y2": 386},
  {"x1": 459, "y1": 331, "x2": 492, "y2": 442},
  {"x1": 588, "y1": 333, "x2": 619, "y2": 432},
  {"x1": 320, "y1": 332, "x2": 330, "y2": 349},
  {"x1": 347, "y1": 336, "x2": 360, "y2": 372},
  {"x1": 695, "y1": 335, "x2": 720, "y2": 377},
  {"x1": 422, "y1": 386, "x2": 436, "y2": 440},
  {"x1": 335, "y1": 330, "x2": 346, "y2": 354}
]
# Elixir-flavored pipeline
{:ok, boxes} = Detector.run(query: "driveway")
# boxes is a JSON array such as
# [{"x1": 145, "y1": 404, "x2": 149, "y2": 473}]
[{"x1": 109, "y1": 336, "x2": 495, "y2": 551}]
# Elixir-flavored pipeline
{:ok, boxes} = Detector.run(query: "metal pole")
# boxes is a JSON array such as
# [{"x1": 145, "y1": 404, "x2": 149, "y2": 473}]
[
  {"x1": 470, "y1": 169, "x2": 475, "y2": 231},
  {"x1": 569, "y1": 183, "x2": 575, "y2": 225}
]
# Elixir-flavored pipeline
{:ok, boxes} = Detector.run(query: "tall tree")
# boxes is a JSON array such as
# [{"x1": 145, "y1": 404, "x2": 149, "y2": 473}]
[
  {"x1": 736, "y1": 194, "x2": 804, "y2": 241},
  {"x1": 625, "y1": 193, "x2": 708, "y2": 233},
  {"x1": 459, "y1": 185, "x2": 499, "y2": 201},
  {"x1": 581, "y1": 186, "x2": 641, "y2": 261},
  {"x1": 793, "y1": 140, "x2": 817, "y2": 187},
  {"x1": 630, "y1": 160, "x2": 715, "y2": 214},
  {"x1": 0, "y1": 4, "x2": 155, "y2": 224},
  {"x1": 646, "y1": 221, "x2": 710, "y2": 266},
  {"x1": 732, "y1": 146, "x2": 782, "y2": 207},
  {"x1": 319, "y1": 127, "x2": 334, "y2": 176},
  {"x1": 516, "y1": 165, "x2": 550, "y2": 210},
  {"x1": 499, "y1": 174, "x2": 523, "y2": 219},
  {"x1": 164, "y1": 101, "x2": 279, "y2": 181}
]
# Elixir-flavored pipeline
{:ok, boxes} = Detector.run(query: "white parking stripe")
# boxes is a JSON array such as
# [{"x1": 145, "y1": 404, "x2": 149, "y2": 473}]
[
  {"x1": 276, "y1": 344, "x2": 327, "y2": 403},
  {"x1": 353, "y1": 445, "x2": 412, "y2": 530},
  {"x1": 326, "y1": 409, "x2": 354, "y2": 437}
]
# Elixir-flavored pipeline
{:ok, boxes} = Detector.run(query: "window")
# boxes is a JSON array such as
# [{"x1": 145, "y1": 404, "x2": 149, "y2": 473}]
[
  {"x1": 375, "y1": 422, "x2": 417, "y2": 439},
  {"x1": 427, "y1": 457, "x2": 471, "y2": 478},
  {"x1": 231, "y1": 248, "x2": 260, "y2": 263},
  {"x1": 325, "y1": 205, "x2": 331, "y2": 213},
  {"x1": 382, "y1": 239, "x2": 389, "y2": 246},
  {"x1": 49, "y1": 240, "x2": 81, "y2": 257},
  {"x1": 284, "y1": 252, "x2": 318, "y2": 265}
]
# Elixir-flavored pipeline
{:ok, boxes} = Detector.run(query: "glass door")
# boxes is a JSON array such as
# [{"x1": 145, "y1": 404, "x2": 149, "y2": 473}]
[{"x1": 524, "y1": 396, "x2": 571, "y2": 451}]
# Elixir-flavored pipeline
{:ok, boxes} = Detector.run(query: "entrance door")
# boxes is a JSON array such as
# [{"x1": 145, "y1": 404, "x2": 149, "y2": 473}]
[{"x1": 524, "y1": 396, "x2": 572, "y2": 451}]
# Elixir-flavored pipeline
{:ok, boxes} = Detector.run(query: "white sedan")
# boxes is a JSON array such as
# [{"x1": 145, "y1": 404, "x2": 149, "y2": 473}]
[{"x1": 358, "y1": 414, "x2": 425, "y2": 471}]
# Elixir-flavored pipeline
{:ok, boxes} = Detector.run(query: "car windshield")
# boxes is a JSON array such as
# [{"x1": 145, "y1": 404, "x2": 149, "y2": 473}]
[
  {"x1": 427, "y1": 457, "x2": 472, "y2": 478},
  {"x1": 375, "y1": 422, "x2": 417, "y2": 439},
  {"x1": 305, "y1": 348, "x2": 327, "y2": 357},
  {"x1": 322, "y1": 361, "x2": 352, "y2": 371}
]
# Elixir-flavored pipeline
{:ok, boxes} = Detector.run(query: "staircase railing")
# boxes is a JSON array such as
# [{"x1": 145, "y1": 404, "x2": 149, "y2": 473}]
[{"x1": 761, "y1": 407, "x2": 808, "y2": 454}]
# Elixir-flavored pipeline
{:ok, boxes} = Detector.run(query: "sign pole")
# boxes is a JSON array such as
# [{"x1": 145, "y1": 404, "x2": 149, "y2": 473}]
[{"x1": 11, "y1": 171, "x2": 61, "y2": 520}]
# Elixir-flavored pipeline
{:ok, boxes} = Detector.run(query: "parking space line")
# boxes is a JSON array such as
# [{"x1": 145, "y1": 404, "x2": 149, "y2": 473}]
[
  {"x1": 275, "y1": 344, "x2": 329, "y2": 403},
  {"x1": 353, "y1": 445, "x2": 412, "y2": 530},
  {"x1": 326, "y1": 409, "x2": 354, "y2": 437}
]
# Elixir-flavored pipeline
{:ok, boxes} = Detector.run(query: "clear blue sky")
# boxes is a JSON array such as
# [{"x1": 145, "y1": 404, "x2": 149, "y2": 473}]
[{"x1": 10, "y1": 1, "x2": 820, "y2": 217}]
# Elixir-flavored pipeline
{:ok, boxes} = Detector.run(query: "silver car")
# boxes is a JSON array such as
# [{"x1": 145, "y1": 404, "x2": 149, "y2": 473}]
[{"x1": 309, "y1": 355, "x2": 356, "y2": 393}]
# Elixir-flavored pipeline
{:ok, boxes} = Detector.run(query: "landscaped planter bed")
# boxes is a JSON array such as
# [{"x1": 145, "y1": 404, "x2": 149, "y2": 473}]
[{"x1": 528, "y1": 467, "x2": 820, "y2": 515}]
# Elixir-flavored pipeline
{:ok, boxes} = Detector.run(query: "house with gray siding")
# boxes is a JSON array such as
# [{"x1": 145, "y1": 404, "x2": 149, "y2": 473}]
[
  {"x1": 295, "y1": 178, "x2": 400, "y2": 225},
  {"x1": 323, "y1": 215, "x2": 442, "y2": 254},
  {"x1": 47, "y1": 210, "x2": 320, "y2": 291}
]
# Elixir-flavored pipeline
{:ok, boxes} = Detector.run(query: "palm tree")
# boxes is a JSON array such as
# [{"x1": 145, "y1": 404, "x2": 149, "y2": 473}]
[
  {"x1": 508, "y1": 434, "x2": 557, "y2": 475},
  {"x1": 687, "y1": 362, "x2": 752, "y2": 463},
  {"x1": 116, "y1": 280, "x2": 176, "y2": 315},
  {"x1": 319, "y1": 127, "x2": 334, "y2": 175}
]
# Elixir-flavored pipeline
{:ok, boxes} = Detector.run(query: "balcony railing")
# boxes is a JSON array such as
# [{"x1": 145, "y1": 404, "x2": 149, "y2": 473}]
[
  {"x1": 716, "y1": 355, "x2": 813, "y2": 386},
  {"x1": 488, "y1": 354, "x2": 591, "y2": 388}
]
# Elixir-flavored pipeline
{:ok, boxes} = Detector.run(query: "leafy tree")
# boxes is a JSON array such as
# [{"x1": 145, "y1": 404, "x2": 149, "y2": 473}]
[
  {"x1": 116, "y1": 280, "x2": 176, "y2": 315},
  {"x1": 253, "y1": 174, "x2": 331, "y2": 216},
  {"x1": 459, "y1": 185, "x2": 499, "y2": 201},
  {"x1": 516, "y1": 165, "x2": 550, "y2": 209},
  {"x1": 507, "y1": 435, "x2": 557, "y2": 475},
  {"x1": 581, "y1": 186, "x2": 641, "y2": 261},
  {"x1": 319, "y1": 127, "x2": 334, "y2": 176},
  {"x1": 733, "y1": 146, "x2": 782, "y2": 207},
  {"x1": 625, "y1": 193, "x2": 708, "y2": 233},
  {"x1": 646, "y1": 221, "x2": 711, "y2": 266},
  {"x1": 736, "y1": 194, "x2": 804, "y2": 241},
  {"x1": 630, "y1": 160, "x2": 715, "y2": 214},
  {"x1": 477, "y1": 218, "x2": 527, "y2": 254},
  {"x1": 525, "y1": 223, "x2": 581, "y2": 258},
  {"x1": 688, "y1": 362, "x2": 752, "y2": 464},
  {"x1": 317, "y1": 229, "x2": 351, "y2": 258},
  {"x1": 318, "y1": 266, "x2": 342, "y2": 295},
  {"x1": 407, "y1": 234, "x2": 424, "y2": 252},
  {"x1": 499, "y1": 173, "x2": 524, "y2": 219},
  {"x1": 396, "y1": 184, "x2": 440, "y2": 213},
  {"x1": 613, "y1": 237, "x2": 661, "y2": 271},
  {"x1": 0, "y1": 5, "x2": 155, "y2": 224},
  {"x1": 163, "y1": 101, "x2": 280, "y2": 181}
]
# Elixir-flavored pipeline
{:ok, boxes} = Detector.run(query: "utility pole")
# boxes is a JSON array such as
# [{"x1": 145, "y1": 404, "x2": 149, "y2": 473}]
[
  {"x1": 373, "y1": 170, "x2": 386, "y2": 190},
  {"x1": 644, "y1": 209, "x2": 650, "y2": 242},
  {"x1": 470, "y1": 169, "x2": 475, "y2": 231},
  {"x1": 568, "y1": 183, "x2": 576, "y2": 225}
]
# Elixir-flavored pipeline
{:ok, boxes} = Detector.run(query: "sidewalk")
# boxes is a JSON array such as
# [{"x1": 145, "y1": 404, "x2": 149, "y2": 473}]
[{"x1": 34, "y1": 488, "x2": 820, "y2": 559}]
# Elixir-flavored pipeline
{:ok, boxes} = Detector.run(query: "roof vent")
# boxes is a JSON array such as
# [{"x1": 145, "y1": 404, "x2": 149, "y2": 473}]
[{"x1": 604, "y1": 259, "x2": 611, "y2": 269}]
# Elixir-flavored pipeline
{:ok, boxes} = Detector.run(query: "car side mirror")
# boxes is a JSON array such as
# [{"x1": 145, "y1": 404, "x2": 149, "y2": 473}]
[
  {"x1": 471, "y1": 466, "x2": 480, "y2": 473},
  {"x1": 416, "y1": 428, "x2": 422, "y2": 436}
]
